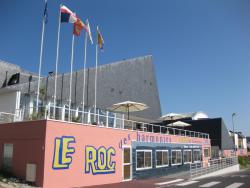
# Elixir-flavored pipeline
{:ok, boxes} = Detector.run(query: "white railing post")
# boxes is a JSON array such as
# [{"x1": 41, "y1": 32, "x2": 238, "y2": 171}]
[
  {"x1": 87, "y1": 109, "x2": 91, "y2": 124},
  {"x1": 48, "y1": 103, "x2": 51, "y2": 119},
  {"x1": 97, "y1": 109, "x2": 100, "y2": 125},
  {"x1": 106, "y1": 111, "x2": 109, "y2": 127}
]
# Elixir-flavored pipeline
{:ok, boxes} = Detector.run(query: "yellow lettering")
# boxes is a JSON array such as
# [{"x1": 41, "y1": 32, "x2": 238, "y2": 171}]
[
  {"x1": 61, "y1": 137, "x2": 75, "y2": 164},
  {"x1": 85, "y1": 146, "x2": 97, "y2": 173},
  {"x1": 98, "y1": 147, "x2": 106, "y2": 170},
  {"x1": 85, "y1": 146, "x2": 116, "y2": 175},
  {"x1": 52, "y1": 136, "x2": 75, "y2": 169},
  {"x1": 107, "y1": 148, "x2": 115, "y2": 170}
]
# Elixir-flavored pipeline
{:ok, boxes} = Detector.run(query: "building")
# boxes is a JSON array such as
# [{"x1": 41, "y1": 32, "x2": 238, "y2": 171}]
[
  {"x1": 160, "y1": 113, "x2": 247, "y2": 158},
  {"x1": 0, "y1": 56, "x2": 212, "y2": 187},
  {"x1": 0, "y1": 119, "x2": 211, "y2": 188},
  {"x1": 247, "y1": 137, "x2": 250, "y2": 149},
  {"x1": 228, "y1": 131, "x2": 248, "y2": 156}
]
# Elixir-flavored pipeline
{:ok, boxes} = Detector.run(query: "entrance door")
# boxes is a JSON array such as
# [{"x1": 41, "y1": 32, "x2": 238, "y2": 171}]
[{"x1": 123, "y1": 146, "x2": 132, "y2": 181}]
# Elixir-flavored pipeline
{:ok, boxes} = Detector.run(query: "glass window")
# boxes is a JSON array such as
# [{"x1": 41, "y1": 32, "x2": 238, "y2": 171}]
[
  {"x1": 204, "y1": 148, "x2": 210, "y2": 158},
  {"x1": 108, "y1": 112, "x2": 115, "y2": 128},
  {"x1": 145, "y1": 151, "x2": 152, "y2": 167},
  {"x1": 193, "y1": 149, "x2": 201, "y2": 162},
  {"x1": 136, "y1": 150, "x2": 152, "y2": 170},
  {"x1": 183, "y1": 150, "x2": 192, "y2": 163},
  {"x1": 115, "y1": 113, "x2": 123, "y2": 128},
  {"x1": 172, "y1": 150, "x2": 182, "y2": 165},
  {"x1": 136, "y1": 151, "x2": 144, "y2": 169},
  {"x1": 156, "y1": 150, "x2": 169, "y2": 167}
]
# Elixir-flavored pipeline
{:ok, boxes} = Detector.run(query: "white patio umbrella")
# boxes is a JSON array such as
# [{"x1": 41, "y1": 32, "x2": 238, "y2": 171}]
[
  {"x1": 109, "y1": 101, "x2": 148, "y2": 120},
  {"x1": 167, "y1": 121, "x2": 191, "y2": 129},
  {"x1": 161, "y1": 113, "x2": 186, "y2": 121}
]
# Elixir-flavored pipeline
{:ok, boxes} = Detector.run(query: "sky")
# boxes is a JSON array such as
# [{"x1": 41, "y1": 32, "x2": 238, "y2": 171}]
[{"x1": 0, "y1": 0, "x2": 250, "y2": 135}]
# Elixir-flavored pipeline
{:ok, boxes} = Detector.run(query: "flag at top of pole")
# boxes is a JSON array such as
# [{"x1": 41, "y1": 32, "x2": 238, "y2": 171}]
[
  {"x1": 43, "y1": 0, "x2": 48, "y2": 24},
  {"x1": 94, "y1": 26, "x2": 104, "y2": 121},
  {"x1": 35, "y1": 0, "x2": 48, "y2": 113},
  {"x1": 60, "y1": 5, "x2": 77, "y2": 23},
  {"x1": 86, "y1": 19, "x2": 93, "y2": 44},
  {"x1": 53, "y1": 4, "x2": 77, "y2": 117},
  {"x1": 73, "y1": 17, "x2": 86, "y2": 36},
  {"x1": 97, "y1": 26, "x2": 104, "y2": 50}
]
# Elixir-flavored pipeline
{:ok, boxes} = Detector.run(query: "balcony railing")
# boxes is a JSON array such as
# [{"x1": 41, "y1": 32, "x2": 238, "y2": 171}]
[
  {"x1": 0, "y1": 104, "x2": 210, "y2": 139},
  {"x1": 0, "y1": 112, "x2": 16, "y2": 123}
]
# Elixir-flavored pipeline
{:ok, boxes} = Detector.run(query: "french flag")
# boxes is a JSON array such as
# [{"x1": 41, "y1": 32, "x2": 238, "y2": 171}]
[{"x1": 60, "y1": 5, "x2": 77, "y2": 23}]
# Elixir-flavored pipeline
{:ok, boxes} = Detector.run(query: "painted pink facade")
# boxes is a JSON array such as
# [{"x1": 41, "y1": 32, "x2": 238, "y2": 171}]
[
  {"x1": 223, "y1": 149, "x2": 248, "y2": 158},
  {"x1": 0, "y1": 120, "x2": 211, "y2": 188},
  {"x1": 0, "y1": 120, "x2": 46, "y2": 186}
]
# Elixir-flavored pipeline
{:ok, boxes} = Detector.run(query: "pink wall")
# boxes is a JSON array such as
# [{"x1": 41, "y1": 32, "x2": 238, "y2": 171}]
[
  {"x1": 43, "y1": 120, "x2": 211, "y2": 188},
  {"x1": 0, "y1": 120, "x2": 211, "y2": 188},
  {"x1": 0, "y1": 120, "x2": 46, "y2": 186},
  {"x1": 222, "y1": 149, "x2": 248, "y2": 158},
  {"x1": 43, "y1": 121, "x2": 133, "y2": 188}
]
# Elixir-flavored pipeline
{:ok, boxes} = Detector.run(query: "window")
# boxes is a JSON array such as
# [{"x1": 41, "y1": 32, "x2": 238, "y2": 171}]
[
  {"x1": 204, "y1": 148, "x2": 210, "y2": 158},
  {"x1": 3, "y1": 143, "x2": 13, "y2": 171},
  {"x1": 193, "y1": 149, "x2": 201, "y2": 162},
  {"x1": 171, "y1": 150, "x2": 182, "y2": 165},
  {"x1": 136, "y1": 150, "x2": 152, "y2": 170},
  {"x1": 183, "y1": 150, "x2": 192, "y2": 164},
  {"x1": 156, "y1": 150, "x2": 169, "y2": 167}
]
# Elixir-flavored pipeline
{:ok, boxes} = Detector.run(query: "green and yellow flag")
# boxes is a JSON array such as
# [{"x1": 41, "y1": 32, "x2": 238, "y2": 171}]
[{"x1": 97, "y1": 26, "x2": 104, "y2": 50}]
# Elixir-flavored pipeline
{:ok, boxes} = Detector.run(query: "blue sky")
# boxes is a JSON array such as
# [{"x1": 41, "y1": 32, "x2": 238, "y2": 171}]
[{"x1": 0, "y1": 0, "x2": 250, "y2": 135}]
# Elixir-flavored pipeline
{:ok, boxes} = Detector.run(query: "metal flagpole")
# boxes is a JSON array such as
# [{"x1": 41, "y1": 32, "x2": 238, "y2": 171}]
[
  {"x1": 94, "y1": 38, "x2": 98, "y2": 122},
  {"x1": 36, "y1": 0, "x2": 47, "y2": 113},
  {"x1": 68, "y1": 34, "x2": 75, "y2": 121},
  {"x1": 53, "y1": 4, "x2": 62, "y2": 118},
  {"x1": 82, "y1": 32, "x2": 88, "y2": 123}
]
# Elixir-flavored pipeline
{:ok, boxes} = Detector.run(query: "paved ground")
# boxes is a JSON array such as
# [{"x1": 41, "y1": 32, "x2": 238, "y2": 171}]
[
  {"x1": 169, "y1": 169, "x2": 250, "y2": 188},
  {"x1": 1, "y1": 169, "x2": 249, "y2": 188},
  {"x1": 85, "y1": 169, "x2": 250, "y2": 188}
]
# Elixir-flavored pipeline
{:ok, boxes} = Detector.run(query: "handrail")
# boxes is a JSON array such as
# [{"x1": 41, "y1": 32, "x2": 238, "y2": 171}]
[
  {"x1": 190, "y1": 156, "x2": 238, "y2": 179},
  {"x1": 0, "y1": 104, "x2": 210, "y2": 140},
  {"x1": 47, "y1": 104, "x2": 209, "y2": 139},
  {"x1": 0, "y1": 111, "x2": 17, "y2": 123}
]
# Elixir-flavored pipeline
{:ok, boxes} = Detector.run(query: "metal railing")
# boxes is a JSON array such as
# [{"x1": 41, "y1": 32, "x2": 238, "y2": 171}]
[
  {"x1": 0, "y1": 112, "x2": 17, "y2": 123},
  {"x1": 0, "y1": 104, "x2": 210, "y2": 139},
  {"x1": 190, "y1": 156, "x2": 238, "y2": 179}
]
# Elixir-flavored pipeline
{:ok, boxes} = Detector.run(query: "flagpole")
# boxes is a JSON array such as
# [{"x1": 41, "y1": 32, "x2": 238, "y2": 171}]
[
  {"x1": 68, "y1": 34, "x2": 75, "y2": 121},
  {"x1": 36, "y1": 0, "x2": 47, "y2": 113},
  {"x1": 82, "y1": 32, "x2": 88, "y2": 123},
  {"x1": 94, "y1": 39, "x2": 98, "y2": 122},
  {"x1": 53, "y1": 4, "x2": 62, "y2": 118}
]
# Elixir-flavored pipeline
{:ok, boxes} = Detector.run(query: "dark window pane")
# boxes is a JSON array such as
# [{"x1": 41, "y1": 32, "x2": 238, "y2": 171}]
[
  {"x1": 177, "y1": 151, "x2": 182, "y2": 164},
  {"x1": 156, "y1": 151, "x2": 163, "y2": 166},
  {"x1": 137, "y1": 151, "x2": 144, "y2": 168},
  {"x1": 145, "y1": 152, "x2": 152, "y2": 167},
  {"x1": 163, "y1": 151, "x2": 169, "y2": 165}
]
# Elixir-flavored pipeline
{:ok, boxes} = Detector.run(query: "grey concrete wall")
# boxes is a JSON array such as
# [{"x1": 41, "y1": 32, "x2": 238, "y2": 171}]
[{"x1": 0, "y1": 55, "x2": 162, "y2": 120}]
